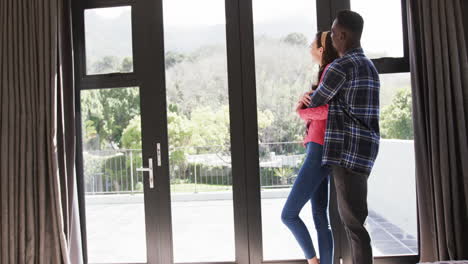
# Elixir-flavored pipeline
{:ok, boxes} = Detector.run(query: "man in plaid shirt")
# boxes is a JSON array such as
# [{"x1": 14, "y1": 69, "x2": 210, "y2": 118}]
[{"x1": 302, "y1": 10, "x2": 380, "y2": 264}]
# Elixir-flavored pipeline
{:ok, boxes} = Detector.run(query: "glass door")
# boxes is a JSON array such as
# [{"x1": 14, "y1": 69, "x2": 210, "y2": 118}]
[
  {"x1": 74, "y1": 1, "x2": 168, "y2": 263},
  {"x1": 250, "y1": 0, "x2": 335, "y2": 261},
  {"x1": 161, "y1": 0, "x2": 235, "y2": 262},
  {"x1": 78, "y1": 5, "x2": 150, "y2": 263},
  {"x1": 75, "y1": 0, "x2": 249, "y2": 263},
  {"x1": 134, "y1": 0, "x2": 251, "y2": 263},
  {"x1": 80, "y1": 86, "x2": 147, "y2": 263}
]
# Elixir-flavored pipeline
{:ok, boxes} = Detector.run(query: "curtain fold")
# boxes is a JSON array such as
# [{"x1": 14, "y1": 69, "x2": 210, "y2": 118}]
[
  {"x1": 0, "y1": 0, "x2": 83, "y2": 263},
  {"x1": 407, "y1": 0, "x2": 468, "y2": 262}
]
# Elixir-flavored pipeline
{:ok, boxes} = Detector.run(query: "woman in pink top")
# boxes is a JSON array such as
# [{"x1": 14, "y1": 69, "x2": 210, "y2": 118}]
[{"x1": 281, "y1": 31, "x2": 339, "y2": 264}]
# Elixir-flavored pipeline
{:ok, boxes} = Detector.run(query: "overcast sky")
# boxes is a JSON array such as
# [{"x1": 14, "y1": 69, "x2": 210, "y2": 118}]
[{"x1": 88, "y1": 0, "x2": 403, "y2": 57}]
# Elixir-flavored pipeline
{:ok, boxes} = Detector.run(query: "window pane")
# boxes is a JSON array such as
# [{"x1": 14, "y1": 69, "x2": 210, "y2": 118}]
[
  {"x1": 81, "y1": 87, "x2": 146, "y2": 263},
  {"x1": 351, "y1": 0, "x2": 404, "y2": 58},
  {"x1": 163, "y1": 0, "x2": 235, "y2": 262},
  {"x1": 369, "y1": 73, "x2": 417, "y2": 256},
  {"x1": 85, "y1": 6, "x2": 134, "y2": 75},
  {"x1": 252, "y1": 0, "x2": 319, "y2": 260},
  {"x1": 380, "y1": 73, "x2": 413, "y2": 139}
]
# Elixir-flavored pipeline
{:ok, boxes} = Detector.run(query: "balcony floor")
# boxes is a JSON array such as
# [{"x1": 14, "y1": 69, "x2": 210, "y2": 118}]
[{"x1": 85, "y1": 193, "x2": 417, "y2": 263}]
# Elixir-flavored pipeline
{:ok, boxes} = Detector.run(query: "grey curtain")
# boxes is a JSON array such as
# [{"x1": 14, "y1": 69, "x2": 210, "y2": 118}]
[
  {"x1": 0, "y1": 0, "x2": 83, "y2": 263},
  {"x1": 407, "y1": 0, "x2": 468, "y2": 262},
  {"x1": 463, "y1": 1, "x2": 468, "y2": 55}
]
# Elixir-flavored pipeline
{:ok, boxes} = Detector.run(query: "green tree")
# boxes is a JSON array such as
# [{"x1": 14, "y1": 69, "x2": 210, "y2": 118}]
[
  {"x1": 257, "y1": 109, "x2": 275, "y2": 139},
  {"x1": 190, "y1": 106, "x2": 230, "y2": 149},
  {"x1": 120, "y1": 57, "x2": 133, "y2": 72},
  {"x1": 81, "y1": 87, "x2": 140, "y2": 150},
  {"x1": 81, "y1": 90, "x2": 105, "y2": 150},
  {"x1": 282, "y1": 32, "x2": 308, "y2": 46},
  {"x1": 167, "y1": 105, "x2": 193, "y2": 166},
  {"x1": 380, "y1": 88, "x2": 414, "y2": 139},
  {"x1": 99, "y1": 88, "x2": 140, "y2": 148},
  {"x1": 121, "y1": 116, "x2": 142, "y2": 149},
  {"x1": 121, "y1": 116, "x2": 143, "y2": 190},
  {"x1": 91, "y1": 56, "x2": 120, "y2": 73},
  {"x1": 189, "y1": 106, "x2": 274, "y2": 151},
  {"x1": 165, "y1": 51, "x2": 186, "y2": 69},
  {"x1": 252, "y1": 36, "x2": 316, "y2": 144},
  {"x1": 85, "y1": 34, "x2": 319, "y2": 150},
  {"x1": 274, "y1": 167, "x2": 295, "y2": 185}
]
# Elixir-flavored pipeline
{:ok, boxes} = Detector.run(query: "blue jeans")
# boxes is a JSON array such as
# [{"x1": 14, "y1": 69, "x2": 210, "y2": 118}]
[{"x1": 281, "y1": 142, "x2": 333, "y2": 263}]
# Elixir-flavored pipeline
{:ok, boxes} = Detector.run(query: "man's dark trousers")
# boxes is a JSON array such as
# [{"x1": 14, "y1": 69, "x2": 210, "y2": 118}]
[{"x1": 332, "y1": 165, "x2": 373, "y2": 264}]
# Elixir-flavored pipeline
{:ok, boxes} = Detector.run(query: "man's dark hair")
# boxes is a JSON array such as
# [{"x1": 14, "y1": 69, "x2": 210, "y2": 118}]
[{"x1": 336, "y1": 10, "x2": 364, "y2": 39}]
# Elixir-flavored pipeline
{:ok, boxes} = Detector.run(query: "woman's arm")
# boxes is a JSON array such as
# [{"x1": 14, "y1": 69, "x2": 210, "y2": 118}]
[{"x1": 297, "y1": 104, "x2": 329, "y2": 121}]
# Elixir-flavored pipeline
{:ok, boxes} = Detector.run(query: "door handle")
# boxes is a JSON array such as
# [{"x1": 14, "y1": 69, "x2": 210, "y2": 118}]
[{"x1": 137, "y1": 158, "x2": 154, "y2": 189}]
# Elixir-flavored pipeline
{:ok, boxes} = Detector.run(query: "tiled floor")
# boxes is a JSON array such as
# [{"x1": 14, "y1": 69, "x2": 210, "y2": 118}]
[
  {"x1": 85, "y1": 195, "x2": 417, "y2": 263},
  {"x1": 367, "y1": 210, "x2": 418, "y2": 255}
]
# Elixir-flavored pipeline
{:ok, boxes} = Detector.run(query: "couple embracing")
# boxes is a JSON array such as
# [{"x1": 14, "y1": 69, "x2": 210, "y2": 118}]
[{"x1": 281, "y1": 10, "x2": 380, "y2": 264}]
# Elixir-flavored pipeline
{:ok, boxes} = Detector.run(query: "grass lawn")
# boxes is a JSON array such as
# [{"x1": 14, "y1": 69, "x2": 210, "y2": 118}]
[{"x1": 170, "y1": 183, "x2": 232, "y2": 193}]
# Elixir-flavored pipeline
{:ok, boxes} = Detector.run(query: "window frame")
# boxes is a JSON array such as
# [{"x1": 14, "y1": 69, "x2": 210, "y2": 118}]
[
  {"x1": 330, "y1": 0, "x2": 410, "y2": 73},
  {"x1": 72, "y1": 0, "x2": 417, "y2": 263},
  {"x1": 74, "y1": 0, "x2": 138, "y2": 90}
]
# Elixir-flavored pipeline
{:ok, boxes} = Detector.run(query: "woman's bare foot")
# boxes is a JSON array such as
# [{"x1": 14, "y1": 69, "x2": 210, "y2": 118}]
[{"x1": 307, "y1": 256, "x2": 320, "y2": 264}]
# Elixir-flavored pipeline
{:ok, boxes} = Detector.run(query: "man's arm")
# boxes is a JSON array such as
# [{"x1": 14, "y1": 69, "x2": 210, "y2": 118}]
[{"x1": 309, "y1": 63, "x2": 347, "y2": 108}]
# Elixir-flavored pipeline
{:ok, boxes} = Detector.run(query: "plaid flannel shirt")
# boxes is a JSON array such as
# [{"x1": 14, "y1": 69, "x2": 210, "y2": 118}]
[{"x1": 309, "y1": 48, "x2": 380, "y2": 174}]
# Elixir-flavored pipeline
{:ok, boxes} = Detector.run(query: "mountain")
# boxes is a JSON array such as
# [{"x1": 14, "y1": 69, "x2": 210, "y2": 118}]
[{"x1": 84, "y1": 8, "x2": 318, "y2": 58}]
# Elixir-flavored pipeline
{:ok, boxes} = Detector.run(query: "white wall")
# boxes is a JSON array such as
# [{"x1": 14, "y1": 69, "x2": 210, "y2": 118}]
[{"x1": 368, "y1": 139, "x2": 417, "y2": 237}]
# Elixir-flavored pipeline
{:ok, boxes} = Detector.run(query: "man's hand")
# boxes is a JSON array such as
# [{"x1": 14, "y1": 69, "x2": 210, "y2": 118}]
[
  {"x1": 296, "y1": 101, "x2": 304, "y2": 112},
  {"x1": 299, "y1": 92, "x2": 312, "y2": 107}
]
